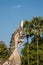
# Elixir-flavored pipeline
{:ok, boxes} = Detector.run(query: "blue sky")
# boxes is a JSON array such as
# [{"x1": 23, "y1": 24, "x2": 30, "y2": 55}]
[{"x1": 0, "y1": 0, "x2": 43, "y2": 46}]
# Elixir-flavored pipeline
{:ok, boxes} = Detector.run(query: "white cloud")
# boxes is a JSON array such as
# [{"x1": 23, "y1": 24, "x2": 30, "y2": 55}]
[{"x1": 13, "y1": 5, "x2": 22, "y2": 9}]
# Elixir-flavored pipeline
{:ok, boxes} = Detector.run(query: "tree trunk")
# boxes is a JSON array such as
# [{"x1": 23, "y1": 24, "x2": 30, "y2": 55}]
[
  {"x1": 26, "y1": 35, "x2": 30, "y2": 65},
  {"x1": 37, "y1": 38, "x2": 39, "y2": 65}
]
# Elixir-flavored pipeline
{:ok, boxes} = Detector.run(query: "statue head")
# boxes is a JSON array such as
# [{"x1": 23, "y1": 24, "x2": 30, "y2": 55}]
[{"x1": 14, "y1": 27, "x2": 24, "y2": 47}]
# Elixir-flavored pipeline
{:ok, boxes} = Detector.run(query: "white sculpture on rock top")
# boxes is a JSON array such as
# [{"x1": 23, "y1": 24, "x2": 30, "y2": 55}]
[{"x1": 3, "y1": 20, "x2": 25, "y2": 65}]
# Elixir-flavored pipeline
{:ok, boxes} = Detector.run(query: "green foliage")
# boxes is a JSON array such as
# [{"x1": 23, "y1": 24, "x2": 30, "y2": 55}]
[
  {"x1": 21, "y1": 17, "x2": 43, "y2": 65},
  {"x1": 21, "y1": 43, "x2": 28, "y2": 65},
  {"x1": 23, "y1": 16, "x2": 43, "y2": 37},
  {"x1": 0, "y1": 41, "x2": 9, "y2": 61},
  {"x1": 21, "y1": 38, "x2": 43, "y2": 65}
]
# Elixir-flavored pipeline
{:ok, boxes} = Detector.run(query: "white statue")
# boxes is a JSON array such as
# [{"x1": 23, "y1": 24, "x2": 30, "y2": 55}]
[
  {"x1": 3, "y1": 21, "x2": 25, "y2": 65},
  {"x1": 9, "y1": 24, "x2": 24, "y2": 65}
]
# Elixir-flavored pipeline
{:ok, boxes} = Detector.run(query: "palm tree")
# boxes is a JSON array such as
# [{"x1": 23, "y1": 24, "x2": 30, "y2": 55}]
[
  {"x1": 23, "y1": 17, "x2": 43, "y2": 65},
  {"x1": 23, "y1": 20, "x2": 33, "y2": 65},
  {"x1": 32, "y1": 17, "x2": 43, "y2": 65}
]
